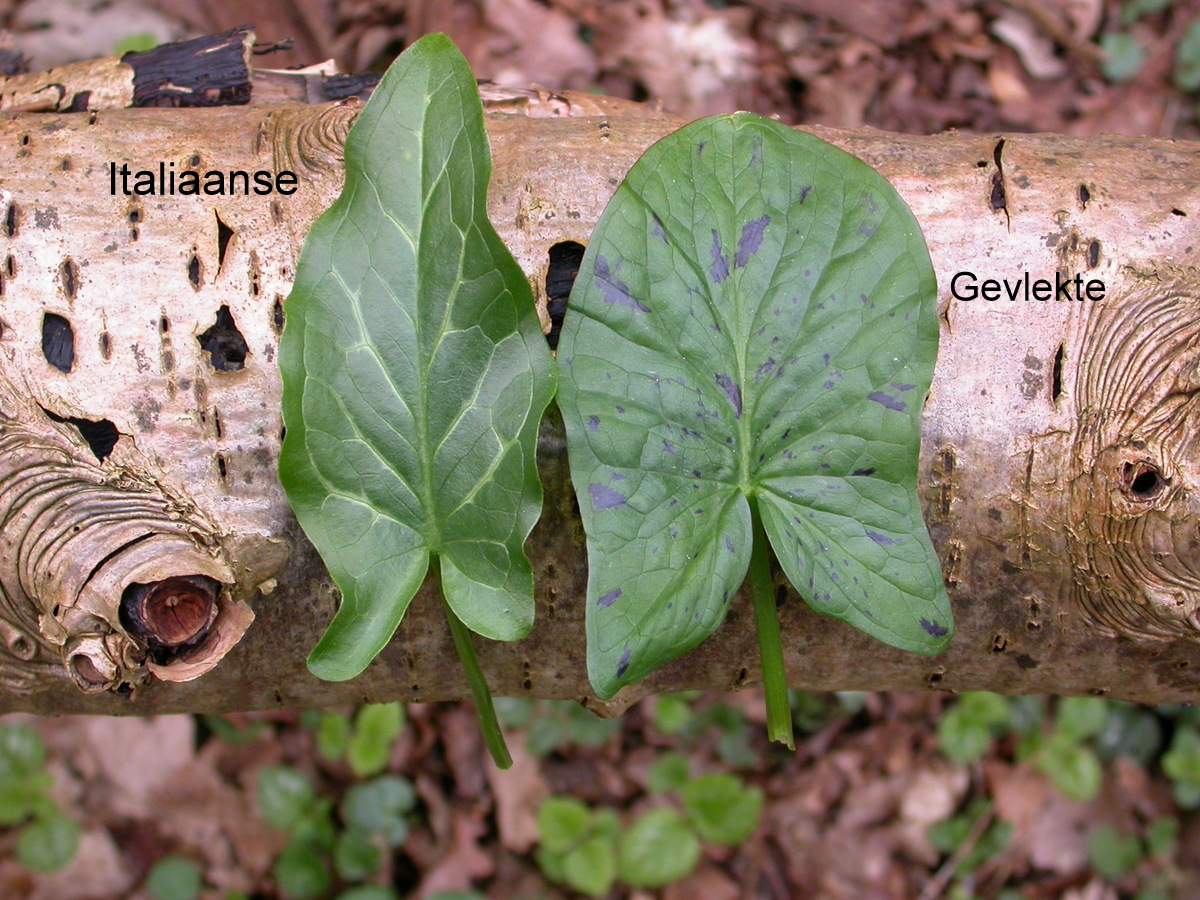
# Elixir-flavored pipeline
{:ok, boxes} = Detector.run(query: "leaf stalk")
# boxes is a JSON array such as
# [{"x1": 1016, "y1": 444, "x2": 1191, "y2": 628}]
[{"x1": 748, "y1": 497, "x2": 795, "y2": 750}]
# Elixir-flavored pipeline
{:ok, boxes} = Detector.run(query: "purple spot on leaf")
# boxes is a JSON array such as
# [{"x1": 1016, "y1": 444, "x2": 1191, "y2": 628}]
[
  {"x1": 851, "y1": 468, "x2": 876, "y2": 477},
  {"x1": 598, "y1": 589, "x2": 622, "y2": 608},
  {"x1": 895, "y1": 383, "x2": 917, "y2": 392},
  {"x1": 799, "y1": 185, "x2": 812, "y2": 203},
  {"x1": 715, "y1": 374, "x2": 742, "y2": 417},
  {"x1": 663, "y1": 439, "x2": 677, "y2": 455},
  {"x1": 589, "y1": 482, "x2": 627, "y2": 511},
  {"x1": 615, "y1": 405, "x2": 625, "y2": 414},
  {"x1": 616, "y1": 646, "x2": 632, "y2": 677},
  {"x1": 586, "y1": 416, "x2": 600, "y2": 431},
  {"x1": 755, "y1": 358, "x2": 776, "y2": 380},
  {"x1": 735, "y1": 215, "x2": 770, "y2": 268},
  {"x1": 595, "y1": 255, "x2": 649, "y2": 313},
  {"x1": 709, "y1": 230, "x2": 729, "y2": 283},
  {"x1": 725, "y1": 536, "x2": 735, "y2": 553},
  {"x1": 868, "y1": 392, "x2": 907, "y2": 412},
  {"x1": 921, "y1": 618, "x2": 949, "y2": 638},
  {"x1": 867, "y1": 531, "x2": 899, "y2": 546}
]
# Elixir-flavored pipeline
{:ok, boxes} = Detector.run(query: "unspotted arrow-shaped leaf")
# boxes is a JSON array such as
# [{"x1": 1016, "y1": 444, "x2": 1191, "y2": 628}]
[
  {"x1": 278, "y1": 34, "x2": 555, "y2": 765},
  {"x1": 557, "y1": 114, "x2": 951, "y2": 741}
]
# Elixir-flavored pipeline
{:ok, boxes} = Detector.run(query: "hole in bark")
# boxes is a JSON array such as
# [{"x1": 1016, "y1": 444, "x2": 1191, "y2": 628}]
[
  {"x1": 975, "y1": 160, "x2": 988, "y2": 168},
  {"x1": 5, "y1": 256, "x2": 13, "y2": 278},
  {"x1": 546, "y1": 241, "x2": 585, "y2": 350},
  {"x1": 128, "y1": 208, "x2": 141, "y2": 224},
  {"x1": 189, "y1": 153, "x2": 200, "y2": 167},
  {"x1": 1026, "y1": 620, "x2": 1041, "y2": 633},
  {"x1": 1172, "y1": 208, "x2": 1187, "y2": 216},
  {"x1": 188, "y1": 252, "x2": 202, "y2": 289},
  {"x1": 991, "y1": 633, "x2": 1007, "y2": 652},
  {"x1": 215, "y1": 212, "x2": 234, "y2": 273},
  {"x1": 199, "y1": 305, "x2": 248, "y2": 371},
  {"x1": 4, "y1": 202, "x2": 16, "y2": 237},
  {"x1": 59, "y1": 258, "x2": 78, "y2": 299},
  {"x1": 272, "y1": 296, "x2": 284, "y2": 333},
  {"x1": 1123, "y1": 461, "x2": 1166, "y2": 499},
  {"x1": 18, "y1": 134, "x2": 29, "y2": 146},
  {"x1": 1089, "y1": 687, "x2": 1109, "y2": 696},
  {"x1": 98, "y1": 332, "x2": 111, "y2": 359},
  {"x1": 41, "y1": 313, "x2": 75, "y2": 372},
  {"x1": 8, "y1": 634, "x2": 33, "y2": 660},
  {"x1": 926, "y1": 671, "x2": 944, "y2": 687},
  {"x1": 1078, "y1": 184, "x2": 1090, "y2": 206},
  {"x1": 270, "y1": 200, "x2": 283, "y2": 225},
  {"x1": 42, "y1": 408, "x2": 119, "y2": 461},
  {"x1": 216, "y1": 453, "x2": 227, "y2": 479},
  {"x1": 1088, "y1": 240, "x2": 1100, "y2": 269},
  {"x1": 71, "y1": 654, "x2": 108, "y2": 686},
  {"x1": 213, "y1": 408, "x2": 222, "y2": 439},
  {"x1": 87, "y1": 111, "x2": 98, "y2": 125},
  {"x1": 121, "y1": 575, "x2": 219, "y2": 662},
  {"x1": 989, "y1": 138, "x2": 1006, "y2": 211},
  {"x1": 159, "y1": 316, "x2": 170, "y2": 334},
  {"x1": 248, "y1": 252, "x2": 261, "y2": 296},
  {"x1": 0, "y1": 270, "x2": 4, "y2": 298},
  {"x1": 1051, "y1": 344, "x2": 1064, "y2": 401}
]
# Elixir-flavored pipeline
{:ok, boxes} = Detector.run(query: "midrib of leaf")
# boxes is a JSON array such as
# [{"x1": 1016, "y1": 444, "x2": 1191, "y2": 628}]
[{"x1": 414, "y1": 93, "x2": 469, "y2": 553}]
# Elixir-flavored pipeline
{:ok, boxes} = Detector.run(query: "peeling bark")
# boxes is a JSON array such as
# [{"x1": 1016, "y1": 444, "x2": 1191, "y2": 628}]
[{"x1": 2, "y1": 99, "x2": 1200, "y2": 714}]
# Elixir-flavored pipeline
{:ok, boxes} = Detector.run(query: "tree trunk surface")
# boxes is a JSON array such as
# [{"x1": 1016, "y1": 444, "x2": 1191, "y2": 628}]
[{"x1": 2, "y1": 97, "x2": 1199, "y2": 715}]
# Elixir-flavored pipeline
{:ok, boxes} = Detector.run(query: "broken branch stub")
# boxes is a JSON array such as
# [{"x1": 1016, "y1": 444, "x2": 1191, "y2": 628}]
[{"x1": 0, "y1": 395, "x2": 252, "y2": 693}]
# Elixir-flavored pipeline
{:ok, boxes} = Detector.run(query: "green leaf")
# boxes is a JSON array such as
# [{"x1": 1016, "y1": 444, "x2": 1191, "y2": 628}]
[
  {"x1": 0, "y1": 724, "x2": 46, "y2": 779},
  {"x1": 682, "y1": 773, "x2": 763, "y2": 845},
  {"x1": 1088, "y1": 825, "x2": 1143, "y2": 880},
  {"x1": 274, "y1": 837, "x2": 331, "y2": 900},
  {"x1": 557, "y1": 113, "x2": 949, "y2": 699},
  {"x1": 1174, "y1": 19, "x2": 1200, "y2": 92},
  {"x1": 1100, "y1": 32, "x2": 1146, "y2": 83},
  {"x1": 1056, "y1": 697, "x2": 1109, "y2": 741},
  {"x1": 0, "y1": 771, "x2": 53, "y2": 826},
  {"x1": 16, "y1": 812, "x2": 79, "y2": 873},
  {"x1": 563, "y1": 834, "x2": 618, "y2": 897},
  {"x1": 1162, "y1": 725, "x2": 1200, "y2": 785},
  {"x1": 647, "y1": 752, "x2": 691, "y2": 794},
  {"x1": 315, "y1": 712, "x2": 352, "y2": 762},
  {"x1": 256, "y1": 767, "x2": 317, "y2": 831},
  {"x1": 333, "y1": 827, "x2": 382, "y2": 881},
  {"x1": 937, "y1": 693, "x2": 1009, "y2": 764},
  {"x1": 146, "y1": 855, "x2": 204, "y2": 900},
  {"x1": 618, "y1": 808, "x2": 701, "y2": 888},
  {"x1": 341, "y1": 775, "x2": 415, "y2": 846},
  {"x1": 1041, "y1": 743, "x2": 1102, "y2": 802},
  {"x1": 278, "y1": 32, "x2": 555, "y2": 680},
  {"x1": 537, "y1": 797, "x2": 593, "y2": 853},
  {"x1": 1145, "y1": 815, "x2": 1179, "y2": 858},
  {"x1": 347, "y1": 703, "x2": 404, "y2": 776}
]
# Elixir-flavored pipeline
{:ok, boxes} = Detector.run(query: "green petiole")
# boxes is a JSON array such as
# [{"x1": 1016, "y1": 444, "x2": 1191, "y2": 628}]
[
  {"x1": 748, "y1": 497, "x2": 795, "y2": 750},
  {"x1": 442, "y1": 591, "x2": 513, "y2": 769}
]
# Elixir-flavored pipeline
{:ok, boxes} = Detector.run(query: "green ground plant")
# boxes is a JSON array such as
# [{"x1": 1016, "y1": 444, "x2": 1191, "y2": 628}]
[{"x1": 0, "y1": 723, "x2": 79, "y2": 874}]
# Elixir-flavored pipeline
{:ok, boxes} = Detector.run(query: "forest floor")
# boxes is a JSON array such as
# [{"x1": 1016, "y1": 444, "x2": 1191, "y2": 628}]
[{"x1": 4, "y1": 1, "x2": 1200, "y2": 898}]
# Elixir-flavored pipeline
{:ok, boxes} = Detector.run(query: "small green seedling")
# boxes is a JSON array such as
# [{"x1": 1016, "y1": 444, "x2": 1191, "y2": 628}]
[
  {"x1": 557, "y1": 113, "x2": 951, "y2": 748},
  {"x1": 278, "y1": 34, "x2": 555, "y2": 769},
  {"x1": 536, "y1": 770, "x2": 762, "y2": 895},
  {"x1": 0, "y1": 723, "x2": 79, "y2": 874},
  {"x1": 256, "y1": 766, "x2": 417, "y2": 899}
]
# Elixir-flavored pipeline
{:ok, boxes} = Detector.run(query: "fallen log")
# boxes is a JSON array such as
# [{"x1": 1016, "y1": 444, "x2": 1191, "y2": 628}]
[{"x1": 2, "y1": 90, "x2": 1199, "y2": 714}]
